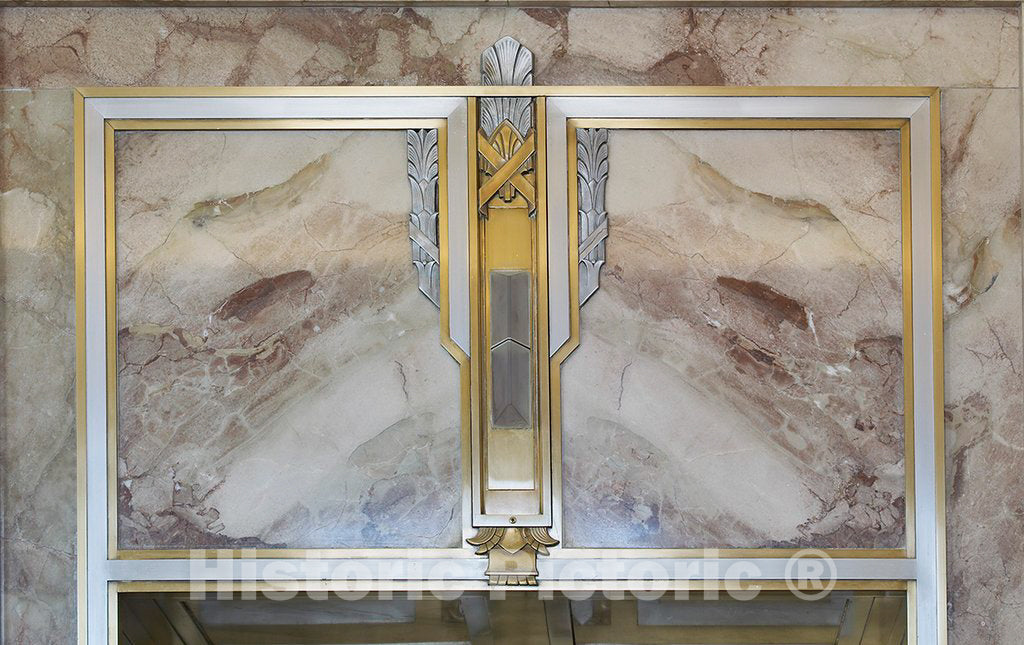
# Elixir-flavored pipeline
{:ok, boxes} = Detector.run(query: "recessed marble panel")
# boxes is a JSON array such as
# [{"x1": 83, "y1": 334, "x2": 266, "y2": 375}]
[
  {"x1": 562, "y1": 128, "x2": 906, "y2": 549},
  {"x1": 113, "y1": 129, "x2": 461, "y2": 549}
]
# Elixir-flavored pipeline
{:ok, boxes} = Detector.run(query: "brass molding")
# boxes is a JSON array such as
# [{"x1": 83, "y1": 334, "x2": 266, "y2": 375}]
[
  {"x1": 466, "y1": 527, "x2": 559, "y2": 585},
  {"x1": 73, "y1": 88, "x2": 89, "y2": 645},
  {"x1": 98, "y1": 116, "x2": 467, "y2": 561}
]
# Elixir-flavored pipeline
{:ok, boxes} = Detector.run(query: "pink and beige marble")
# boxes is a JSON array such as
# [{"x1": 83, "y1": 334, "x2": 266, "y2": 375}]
[
  {"x1": 0, "y1": 5, "x2": 1020, "y2": 643},
  {"x1": 941, "y1": 88, "x2": 1024, "y2": 643},
  {"x1": 1, "y1": 89, "x2": 77, "y2": 644},
  {"x1": 563, "y1": 128, "x2": 906, "y2": 549},
  {"x1": 0, "y1": 7, "x2": 1017, "y2": 89},
  {"x1": 113, "y1": 129, "x2": 462, "y2": 549}
]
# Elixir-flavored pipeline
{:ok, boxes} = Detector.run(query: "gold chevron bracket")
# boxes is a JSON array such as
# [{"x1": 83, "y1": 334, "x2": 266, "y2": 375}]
[{"x1": 467, "y1": 527, "x2": 559, "y2": 586}]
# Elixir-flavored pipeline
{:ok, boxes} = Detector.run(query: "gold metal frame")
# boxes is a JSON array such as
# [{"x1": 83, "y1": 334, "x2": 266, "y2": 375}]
[
  {"x1": 74, "y1": 89, "x2": 89, "y2": 645},
  {"x1": 551, "y1": 116, "x2": 916, "y2": 560},
  {"x1": 470, "y1": 98, "x2": 554, "y2": 527},
  {"x1": 74, "y1": 85, "x2": 944, "y2": 645},
  {"x1": 99, "y1": 116, "x2": 474, "y2": 560}
]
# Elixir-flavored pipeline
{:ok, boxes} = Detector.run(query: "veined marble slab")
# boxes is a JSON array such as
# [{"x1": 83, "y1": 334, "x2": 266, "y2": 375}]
[
  {"x1": 113, "y1": 129, "x2": 461, "y2": 549},
  {"x1": 562, "y1": 128, "x2": 906, "y2": 549},
  {"x1": 0, "y1": 7, "x2": 1017, "y2": 89},
  {"x1": 0, "y1": 88, "x2": 77, "y2": 645}
]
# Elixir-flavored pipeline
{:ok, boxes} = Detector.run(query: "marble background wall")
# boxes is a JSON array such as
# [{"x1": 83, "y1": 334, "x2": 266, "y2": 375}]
[{"x1": 0, "y1": 5, "x2": 1020, "y2": 643}]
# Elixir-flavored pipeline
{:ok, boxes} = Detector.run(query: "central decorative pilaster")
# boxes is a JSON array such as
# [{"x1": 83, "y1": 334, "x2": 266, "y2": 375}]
[{"x1": 468, "y1": 36, "x2": 557, "y2": 585}]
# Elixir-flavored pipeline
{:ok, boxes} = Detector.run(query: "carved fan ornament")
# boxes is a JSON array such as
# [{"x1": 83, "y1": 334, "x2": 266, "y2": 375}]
[
  {"x1": 477, "y1": 37, "x2": 538, "y2": 218},
  {"x1": 479, "y1": 36, "x2": 534, "y2": 138}
]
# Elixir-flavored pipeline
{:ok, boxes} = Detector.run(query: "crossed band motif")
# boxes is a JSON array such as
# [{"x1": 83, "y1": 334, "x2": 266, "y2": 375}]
[{"x1": 477, "y1": 123, "x2": 537, "y2": 216}]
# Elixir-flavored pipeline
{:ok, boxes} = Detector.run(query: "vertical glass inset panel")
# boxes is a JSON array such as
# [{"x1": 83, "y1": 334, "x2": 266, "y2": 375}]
[
  {"x1": 114, "y1": 130, "x2": 461, "y2": 550},
  {"x1": 491, "y1": 341, "x2": 532, "y2": 427},
  {"x1": 489, "y1": 270, "x2": 532, "y2": 428},
  {"x1": 562, "y1": 129, "x2": 906, "y2": 549}
]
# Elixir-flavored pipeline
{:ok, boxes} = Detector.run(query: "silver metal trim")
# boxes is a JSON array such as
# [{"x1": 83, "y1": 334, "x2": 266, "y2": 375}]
[
  {"x1": 408, "y1": 128, "x2": 441, "y2": 306},
  {"x1": 908, "y1": 98, "x2": 943, "y2": 645},
  {"x1": 576, "y1": 128, "x2": 609, "y2": 305},
  {"x1": 446, "y1": 101, "x2": 471, "y2": 356}
]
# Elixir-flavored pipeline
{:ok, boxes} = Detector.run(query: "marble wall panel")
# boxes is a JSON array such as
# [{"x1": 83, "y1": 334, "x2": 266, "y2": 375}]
[
  {"x1": 113, "y1": 129, "x2": 461, "y2": 549},
  {"x1": 0, "y1": 8, "x2": 1017, "y2": 89},
  {"x1": 1, "y1": 88, "x2": 77, "y2": 643},
  {"x1": 941, "y1": 87, "x2": 1024, "y2": 644},
  {"x1": 562, "y1": 128, "x2": 906, "y2": 549}
]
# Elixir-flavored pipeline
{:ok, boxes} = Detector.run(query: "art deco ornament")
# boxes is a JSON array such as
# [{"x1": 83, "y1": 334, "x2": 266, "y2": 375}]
[
  {"x1": 407, "y1": 128, "x2": 441, "y2": 306},
  {"x1": 576, "y1": 128, "x2": 609, "y2": 304},
  {"x1": 477, "y1": 37, "x2": 536, "y2": 216},
  {"x1": 466, "y1": 526, "x2": 559, "y2": 586}
]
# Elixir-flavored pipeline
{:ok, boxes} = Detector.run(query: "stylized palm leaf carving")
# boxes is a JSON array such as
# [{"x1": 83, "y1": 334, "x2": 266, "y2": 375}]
[
  {"x1": 577, "y1": 128, "x2": 609, "y2": 305},
  {"x1": 407, "y1": 128, "x2": 440, "y2": 307}
]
